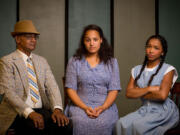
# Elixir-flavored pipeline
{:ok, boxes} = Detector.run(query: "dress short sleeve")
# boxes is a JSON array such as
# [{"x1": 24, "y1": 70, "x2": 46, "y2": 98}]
[
  {"x1": 164, "y1": 65, "x2": 178, "y2": 87},
  {"x1": 65, "y1": 57, "x2": 78, "y2": 90},
  {"x1": 131, "y1": 67, "x2": 135, "y2": 79},
  {"x1": 108, "y1": 58, "x2": 121, "y2": 91},
  {"x1": 131, "y1": 65, "x2": 142, "y2": 79}
]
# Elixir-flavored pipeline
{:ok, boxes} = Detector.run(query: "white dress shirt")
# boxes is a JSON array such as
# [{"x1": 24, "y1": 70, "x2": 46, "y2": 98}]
[{"x1": 17, "y1": 50, "x2": 42, "y2": 118}]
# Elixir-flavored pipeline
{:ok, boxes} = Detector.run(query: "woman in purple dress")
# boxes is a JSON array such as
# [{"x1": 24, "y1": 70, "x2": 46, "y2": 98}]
[{"x1": 65, "y1": 24, "x2": 121, "y2": 135}]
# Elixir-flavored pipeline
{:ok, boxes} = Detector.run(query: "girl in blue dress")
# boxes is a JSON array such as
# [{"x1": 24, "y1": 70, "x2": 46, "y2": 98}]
[
  {"x1": 116, "y1": 35, "x2": 179, "y2": 135},
  {"x1": 65, "y1": 25, "x2": 121, "y2": 135}
]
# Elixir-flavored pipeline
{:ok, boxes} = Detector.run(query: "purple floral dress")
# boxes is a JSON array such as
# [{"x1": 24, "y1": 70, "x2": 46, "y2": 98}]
[{"x1": 65, "y1": 57, "x2": 121, "y2": 135}]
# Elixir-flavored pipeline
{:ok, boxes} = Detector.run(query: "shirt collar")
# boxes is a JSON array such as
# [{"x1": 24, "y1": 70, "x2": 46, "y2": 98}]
[{"x1": 16, "y1": 49, "x2": 32, "y2": 62}]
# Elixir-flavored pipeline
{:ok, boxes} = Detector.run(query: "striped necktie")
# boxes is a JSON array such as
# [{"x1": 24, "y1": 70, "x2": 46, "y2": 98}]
[{"x1": 27, "y1": 58, "x2": 39, "y2": 103}]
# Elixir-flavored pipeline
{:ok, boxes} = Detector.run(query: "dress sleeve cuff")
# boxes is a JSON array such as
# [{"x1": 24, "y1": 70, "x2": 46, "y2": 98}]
[
  {"x1": 164, "y1": 66, "x2": 178, "y2": 87},
  {"x1": 131, "y1": 67, "x2": 135, "y2": 79},
  {"x1": 23, "y1": 107, "x2": 34, "y2": 119}
]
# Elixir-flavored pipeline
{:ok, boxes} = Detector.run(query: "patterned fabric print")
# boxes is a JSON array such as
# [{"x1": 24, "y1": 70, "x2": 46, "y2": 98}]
[
  {"x1": 27, "y1": 58, "x2": 39, "y2": 103},
  {"x1": 116, "y1": 63, "x2": 179, "y2": 135},
  {"x1": 65, "y1": 57, "x2": 121, "y2": 135}
]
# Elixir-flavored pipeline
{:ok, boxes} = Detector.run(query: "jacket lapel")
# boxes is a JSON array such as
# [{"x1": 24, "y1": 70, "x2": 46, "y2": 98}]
[{"x1": 12, "y1": 51, "x2": 29, "y2": 96}]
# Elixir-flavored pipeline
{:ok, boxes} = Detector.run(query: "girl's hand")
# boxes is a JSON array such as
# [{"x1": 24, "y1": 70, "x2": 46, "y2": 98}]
[{"x1": 148, "y1": 86, "x2": 160, "y2": 92}]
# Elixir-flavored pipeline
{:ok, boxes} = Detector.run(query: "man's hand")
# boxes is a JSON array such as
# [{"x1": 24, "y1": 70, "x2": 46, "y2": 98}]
[
  {"x1": 51, "y1": 108, "x2": 69, "y2": 127},
  {"x1": 28, "y1": 111, "x2": 44, "y2": 130}
]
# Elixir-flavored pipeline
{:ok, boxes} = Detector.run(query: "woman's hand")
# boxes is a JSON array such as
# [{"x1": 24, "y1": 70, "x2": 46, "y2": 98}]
[
  {"x1": 84, "y1": 106, "x2": 96, "y2": 118},
  {"x1": 93, "y1": 106, "x2": 106, "y2": 117},
  {"x1": 84, "y1": 106, "x2": 106, "y2": 118}
]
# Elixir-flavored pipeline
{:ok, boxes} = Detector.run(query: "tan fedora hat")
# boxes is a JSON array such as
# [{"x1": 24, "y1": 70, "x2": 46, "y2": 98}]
[{"x1": 11, "y1": 20, "x2": 40, "y2": 37}]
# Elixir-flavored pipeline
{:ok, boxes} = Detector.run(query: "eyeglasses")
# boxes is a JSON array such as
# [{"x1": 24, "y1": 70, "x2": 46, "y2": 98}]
[{"x1": 21, "y1": 34, "x2": 39, "y2": 40}]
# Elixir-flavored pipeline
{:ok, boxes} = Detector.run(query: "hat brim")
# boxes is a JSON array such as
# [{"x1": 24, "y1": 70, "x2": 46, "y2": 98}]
[{"x1": 11, "y1": 32, "x2": 40, "y2": 37}]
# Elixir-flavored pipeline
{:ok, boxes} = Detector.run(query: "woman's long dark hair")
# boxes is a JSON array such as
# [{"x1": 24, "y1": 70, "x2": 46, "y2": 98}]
[
  {"x1": 74, "y1": 24, "x2": 113, "y2": 64},
  {"x1": 134, "y1": 35, "x2": 168, "y2": 86}
]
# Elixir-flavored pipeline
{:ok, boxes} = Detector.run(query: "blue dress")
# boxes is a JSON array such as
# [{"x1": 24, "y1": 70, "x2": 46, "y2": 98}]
[
  {"x1": 116, "y1": 63, "x2": 179, "y2": 135},
  {"x1": 65, "y1": 57, "x2": 121, "y2": 135}
]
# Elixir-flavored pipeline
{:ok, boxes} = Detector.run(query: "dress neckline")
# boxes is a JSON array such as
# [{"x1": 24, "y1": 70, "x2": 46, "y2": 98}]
[
  {"x1": 145, "y1": 64, "x2": 159, "y2": 72},
  {"x1": 86, "y1": 60, "x2": 102, "y2": 70},
  {"x1": 83, "y1": 56, "x2": 102, "y2": 70}
]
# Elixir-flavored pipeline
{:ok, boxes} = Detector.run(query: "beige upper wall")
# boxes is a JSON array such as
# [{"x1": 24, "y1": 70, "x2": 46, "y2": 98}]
[
  {"x1": 19, "y1": 0, "x2": 65, "y2": 105},
  {"x1": 114, "y1": 0, "x2": 155, "y2": 116},
  {"x1": 19, "y1": 0, "x2": 155, "y2": 114}
]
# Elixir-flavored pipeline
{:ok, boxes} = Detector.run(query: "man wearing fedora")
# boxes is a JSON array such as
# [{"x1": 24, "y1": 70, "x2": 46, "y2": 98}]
[{"x1": 0, "y1": 20, "x2": 71, "y2": 135}]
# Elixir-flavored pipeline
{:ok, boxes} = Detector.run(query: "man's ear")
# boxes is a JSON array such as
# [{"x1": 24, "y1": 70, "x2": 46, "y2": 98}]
[{"x1": 15, "y1": 36, "x2": 20, "y2": 44}]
